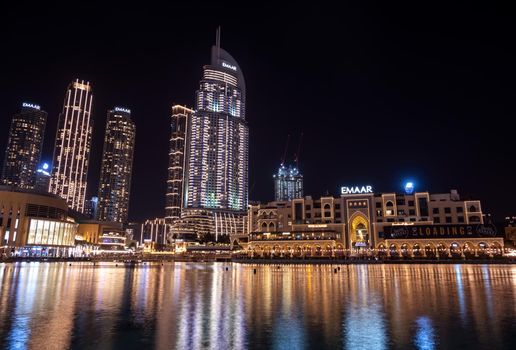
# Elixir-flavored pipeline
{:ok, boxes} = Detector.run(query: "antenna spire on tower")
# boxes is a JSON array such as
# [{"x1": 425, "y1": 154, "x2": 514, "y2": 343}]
[{"x1": 216, "y1": 26, "x2": 221, "y2": 59}]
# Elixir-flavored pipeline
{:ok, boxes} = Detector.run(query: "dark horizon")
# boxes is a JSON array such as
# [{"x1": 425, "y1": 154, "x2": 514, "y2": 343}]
[{"x1": 1, "y1": 3, "x2": 514, "y2": 222}]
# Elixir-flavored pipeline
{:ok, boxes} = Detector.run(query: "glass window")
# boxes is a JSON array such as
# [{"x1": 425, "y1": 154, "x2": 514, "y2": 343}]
[
  {"x1": 409, "y1": 209, "x2": 416, "y2": 216},
  {"x1": 458, "y1": 216, "x2": 464, "y2": 223},
  {"x1": 28, "y1": 220, "x2": 37, "y2": 244},
  {"x1": 34, "y1": 219, "x2": 42, "y2": 244},
  {"x1": 456, "y1": 207, "x2": 463, "y2": 213},
  {"x1": 445, "y1": 217, "x2": 452, "y2": 223},
  {"x1": 434, "y1": 217, "x2": 440, "y2": 223},
  {"x1": 408, "y1": 200, "x2": 415, "y2": 206},
  {"x1": 433, "y1": 208, "x2": 439, "y2": 214},
  {"x1": 444, "y1": 207, "x2": 451, "y2": 214}
]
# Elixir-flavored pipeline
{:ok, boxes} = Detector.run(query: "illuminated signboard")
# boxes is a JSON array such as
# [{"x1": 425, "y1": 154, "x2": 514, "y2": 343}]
[
  {"x1": 114, "y1": 107, "x2": 131, "y2": 114},
  {"x1": 383, "y1": 224, "x2": 498, "y2": 239},
  {"x1": 222, "y1": 62, "x2": 237, "y2": 71},
  {"x1": 22, "y1": 102, "x2": 40, "y2": 110},
  {"x1": 404, "y1": 182, "x2": 415, "y2": 194},
  {"x1": 341, "y1": 186, "x2": 373, "y2": 195}
]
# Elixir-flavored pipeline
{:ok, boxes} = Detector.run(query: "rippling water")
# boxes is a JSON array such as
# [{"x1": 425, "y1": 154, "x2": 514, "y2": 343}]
[{"x1": 0, "y1": 262, "x2": 514, "y2": 349}]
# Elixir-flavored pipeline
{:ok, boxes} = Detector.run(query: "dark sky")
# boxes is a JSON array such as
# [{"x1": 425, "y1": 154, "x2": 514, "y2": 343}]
[{"x1": 1, "y1": 3, "x2": 514, "y2": 222}]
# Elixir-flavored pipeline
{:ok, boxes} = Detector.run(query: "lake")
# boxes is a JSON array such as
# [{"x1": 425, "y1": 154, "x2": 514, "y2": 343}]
[{"x1": 0, "y1": 262, "x2": 514, "y2": 349}]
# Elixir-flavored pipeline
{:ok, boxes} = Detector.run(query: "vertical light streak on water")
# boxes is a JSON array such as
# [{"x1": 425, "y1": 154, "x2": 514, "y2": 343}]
[
  {"x1": 481, "y1": 265, "x2": 493, "y2": 319},
  {"x1": 413, "y1": 316, "x2": 436, "y2": 350},
  {"x1": 454, "y1": 265, "x2": 466, "y2": 321},
  {"x1": 175, "y1": 266, "x2": 191, "y2": 350},
  {"x1": 343, "y1": 265, "x2": 387, "y2": 350},
  {"x1": 192, "y1": 267, "x2": 204, "y2": 350},
  {"x1": 6, "y1": 263, "x2": 38, "y2": 350},
  {"x1": 271, "y1": 267, "x2": 304, "y2": 350},
  {"x1": 209, "y1": 266, "x2": 224, "y2": 349},
  {"x1": 232, "y1": 266, "x2": 247, "y2": 350}
]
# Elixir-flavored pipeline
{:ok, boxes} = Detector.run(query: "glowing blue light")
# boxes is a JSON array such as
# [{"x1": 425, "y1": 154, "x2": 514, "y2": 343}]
[
  {"x1": 404, "y1": 182, "x2": 415, "y2": 194},
  {"x1": 42, "y1": 163, "x2": 49, "y2": 170}
]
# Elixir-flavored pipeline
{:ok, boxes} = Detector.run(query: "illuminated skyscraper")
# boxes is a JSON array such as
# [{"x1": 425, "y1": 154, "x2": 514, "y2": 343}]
[
  {"x1": 97, "y1": 107, "x2": 136, "y2": 223},
  {"x1": 49, "y1": 79, "x2": 93, "y2": 212},
  {"x1": 274, "y1": 164, "x2": 303, "y2": 201},
  {"x1": 166, "y1": 105, "x2": 193, "y2": 224},
  {"x1": 1, "y1": 103, "x2": 47, "y2": 189},
  {"x1": 183, "y1": 36, "x2": 248, "y2": 213}
]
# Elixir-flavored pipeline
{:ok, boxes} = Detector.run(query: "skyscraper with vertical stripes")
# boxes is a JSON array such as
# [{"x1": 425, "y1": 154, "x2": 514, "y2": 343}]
[
  {"x1": 166, "y1": 105, "x2": 192, "y2": 224},
  {"x1": 49, "y1": 79, "x2": 93, "y2": 212}
]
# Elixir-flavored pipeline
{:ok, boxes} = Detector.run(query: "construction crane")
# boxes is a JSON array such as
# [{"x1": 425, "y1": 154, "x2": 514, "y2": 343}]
[{"x1": 281, "y1": 134, "x2": 290, "y2": 167}]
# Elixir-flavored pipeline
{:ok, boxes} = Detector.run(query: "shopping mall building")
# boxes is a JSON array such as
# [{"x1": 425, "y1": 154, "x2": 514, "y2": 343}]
[
  {"x1": 0, "y1": 186, "x2": 77, "y2": 257},
  {"x1": 246, "y1": 185, "x2": 504, "y2": 258}
]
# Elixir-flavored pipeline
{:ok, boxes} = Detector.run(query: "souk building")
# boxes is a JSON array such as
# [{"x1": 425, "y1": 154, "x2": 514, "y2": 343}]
[{"x1": 246, "y1": 186, "x2": 504, "y2": 259}]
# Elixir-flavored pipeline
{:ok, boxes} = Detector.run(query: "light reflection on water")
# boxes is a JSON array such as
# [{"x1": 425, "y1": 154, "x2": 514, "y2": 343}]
[{"x1": 0, "y1": 263, "x2": 514, "y2": 349}]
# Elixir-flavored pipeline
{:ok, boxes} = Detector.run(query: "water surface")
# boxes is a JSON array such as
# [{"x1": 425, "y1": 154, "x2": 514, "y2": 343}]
[{"x1": 0, "y1": 262, "x2": 514, "y2": 349}]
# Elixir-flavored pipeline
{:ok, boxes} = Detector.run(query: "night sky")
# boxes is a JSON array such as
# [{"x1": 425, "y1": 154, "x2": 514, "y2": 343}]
[{"x1": 1, "y1": 3, "x2": 514, "y2": 222}]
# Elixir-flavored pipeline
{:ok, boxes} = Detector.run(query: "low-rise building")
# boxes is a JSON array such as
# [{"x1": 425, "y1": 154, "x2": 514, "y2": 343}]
[
  {"x1": 0, "y1": 186, "x2": 77, "y2": 257},
  {"x1": 246, "y1": 187, "x2": 504, "y2": 258}
]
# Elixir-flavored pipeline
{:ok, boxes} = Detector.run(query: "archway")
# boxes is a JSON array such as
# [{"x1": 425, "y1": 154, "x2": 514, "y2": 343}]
[
  {"x1": 450, "y1": 242, "x2": 462, "y2": 258},
  {"x1": 377, "y1": 244, "x2": 387, "y2": 257},
  {"x1": 400, "y1": 243, "x2": 410, "y2": 258},
  {"x1": 462, "y1": 242, "x2": 475, "y2": 258},
  {"x1": 424, "y1": 243, "x2": 436, "y2": 258},
  {"x1": 490, "y1": 242, "x2": 502, "y2": 256},
  {"x1": 477, "y1": 242, "x2": 488, "y2": 257},
  {"x1": 349, "y1": 214, "x2": 370, "y2": 250},
  {"x1": 293, "y1": 245, "x2": 302, "y2": 258},
  {"x1": 412, "y1": 243, "x2": 422, "y2": 257},
  {"x1": 389, "y1": 243, "x2": 399, "y2": 258},
  {"x1": 335, "y1": 244, "x2": 344, "y2": 258},
  {"x1": 314, "y1": 245, "x2": 322, "y2": 257}
]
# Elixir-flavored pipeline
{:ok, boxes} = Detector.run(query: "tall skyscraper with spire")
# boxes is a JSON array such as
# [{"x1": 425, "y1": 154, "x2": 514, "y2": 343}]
[
  {"x1": 97, "y1": 107, "x2": 136, "y2": 223},
  {"x1": 1, "y1": 103, "x2": 47, "y2": 189},
  {"x1": 183, "y1": 29, "x2": 248, "y2": 213},
  {"x1": 171, "y1": 29, "x2": 248, "y2": 241},
  {"x1": 166, "y1": 105, "x2": 193, "y2": 224},
  {"x1": 49, "y1": 79, "x2": 93, "y2": 212}
]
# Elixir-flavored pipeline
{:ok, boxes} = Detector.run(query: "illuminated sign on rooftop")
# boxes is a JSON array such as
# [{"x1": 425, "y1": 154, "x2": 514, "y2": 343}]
[
  {"x1": 22, "y1": 102, "x2": 40, "y2": 110},
  {"x1": 222, "y1": 62, "x2": 237, "y2": 71},
  {"x1": 114, "y1": 107, "x2": 131, "y2": 114},
  {"x1": 341, "y1": 186, "x2": 373, "y2": 195}
]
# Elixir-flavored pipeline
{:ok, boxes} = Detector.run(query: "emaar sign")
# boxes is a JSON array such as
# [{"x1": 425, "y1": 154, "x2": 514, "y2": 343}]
[
  {"x1": 222, "y1": 62, "x2": 237, "y2": 71},
  {"x1": 341, "y1": 185, "x2": 373, "y2": 195}
]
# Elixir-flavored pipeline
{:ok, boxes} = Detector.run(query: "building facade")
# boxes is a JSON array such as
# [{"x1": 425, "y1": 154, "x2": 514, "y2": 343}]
[
  {"x1": 246, "y1": 188, "x2": 503, "y2": 258},
  {"x1": 1, "y1": 103, "x2": 47, "y2": 189},
  {"x1": 34, "y1": 163, "x2": 51, "y2": 193},
  {"x1": 140, "y1": 218, "x2": 169, "y2": 246},
  {"x1": 183, "y1": 42, "x2": 248, "y2": 213},
  {"x1": 166, "y1": 105, "x2": 193, "y2": 223},
  {"x1": 84, "y1": 196, "x2": 99, "y2": 219},
  {"x1": 49, "y1": 79, "x2": 93, "y2": 212},
  {"x1": 273, "y1": 164, "x2": 303, "y2": 201},
  {"x1": 0, "y1": 186, "x2": 77, "y2": 257},
  {"x1": 96, "y1": 107, "x2": 136, "y2": 223}
]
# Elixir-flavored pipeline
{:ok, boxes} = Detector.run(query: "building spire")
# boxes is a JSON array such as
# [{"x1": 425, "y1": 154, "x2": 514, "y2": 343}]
[{"x1": 216, "y1": 26, "x2": 221, "y2": 60}]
